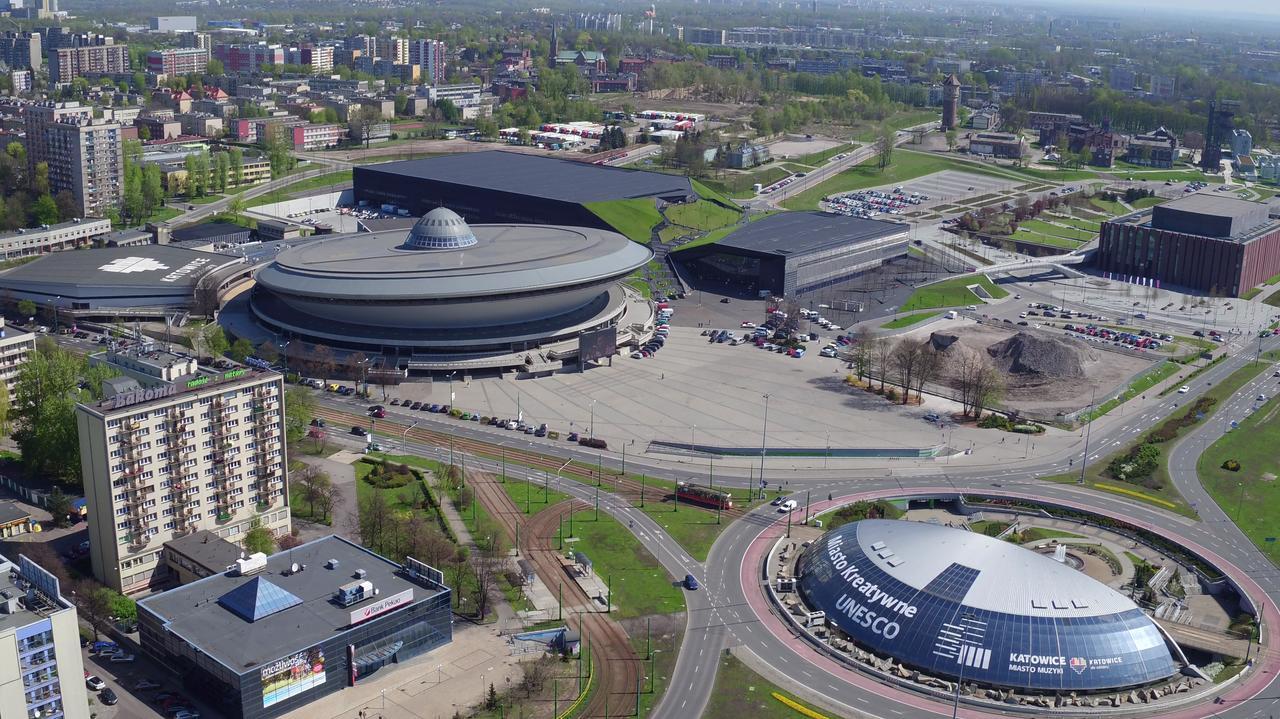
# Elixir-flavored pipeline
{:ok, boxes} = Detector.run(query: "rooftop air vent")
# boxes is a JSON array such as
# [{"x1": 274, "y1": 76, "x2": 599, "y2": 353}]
[{"x1": 326, "y1": 559, "x2": 339, "y2": 570}]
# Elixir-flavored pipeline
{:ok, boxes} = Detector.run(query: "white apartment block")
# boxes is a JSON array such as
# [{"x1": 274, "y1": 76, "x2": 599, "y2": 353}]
[
  {"x1": 0, "y1": 319, "x2": 34, "y2": 399},
  {"x1": 0, "y1": 552, "x2": 90, "y2": 719},
  {"x1": 76, "y1": 368, "x2": 290, "y2": 594},
  {"x1": 0, "y1": 218, "x2": 113, "y2": 260}
]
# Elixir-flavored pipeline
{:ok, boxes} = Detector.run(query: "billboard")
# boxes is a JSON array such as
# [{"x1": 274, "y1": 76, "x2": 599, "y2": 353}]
[
  {"x1": 260, "y1": 645, "x2": 326, "y2": 708},
  {"x1": 349, "y1": 588, "x2": 414, "y2": 626},
  {"x1": 578, "y1": 326, "x2": 617, "y2": 364}
]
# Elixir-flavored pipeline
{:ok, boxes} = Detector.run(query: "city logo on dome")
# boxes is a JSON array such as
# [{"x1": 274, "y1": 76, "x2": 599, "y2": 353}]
[
  {"x1": 1068, "y1": 657, "x2": 1088, "y2": 675},
  {"x1": 100, "y1": 257, "x2": 170, "y2": 274}
]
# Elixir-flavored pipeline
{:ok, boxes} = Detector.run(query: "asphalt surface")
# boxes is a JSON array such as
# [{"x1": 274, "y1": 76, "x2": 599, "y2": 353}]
[{"x1": 310, "y1": 330, "x2": 1280, "y2": 719}]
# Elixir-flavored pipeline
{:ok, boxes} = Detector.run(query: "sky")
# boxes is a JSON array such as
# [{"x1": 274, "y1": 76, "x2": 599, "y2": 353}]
[{"x1": 1029, "y1": 0, "x2": 1280, "y2": 21}]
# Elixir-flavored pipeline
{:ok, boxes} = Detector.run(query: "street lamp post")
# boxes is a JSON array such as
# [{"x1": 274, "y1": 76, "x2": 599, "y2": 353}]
[
  {"x1": 402, "y1": 420, "x2": 419, "y2": 454},
  {"x1": 758, "y1": 393, "x2": 771, "y2": 500},
  {"x1": 589, "y1": 400, "x2": 597, "y2": 440}
]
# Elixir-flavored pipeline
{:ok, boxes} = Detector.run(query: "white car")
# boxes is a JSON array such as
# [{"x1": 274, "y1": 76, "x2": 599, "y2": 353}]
[
  {"x1": 777, "y1": 500, "x2": 798, "y2": 513},
  {"x1": 1177, "y1": 385, "x2": 1190, "y2": 394},
  {"x1": 85, "y1": 676, "x2": 106, "y2": 691}
]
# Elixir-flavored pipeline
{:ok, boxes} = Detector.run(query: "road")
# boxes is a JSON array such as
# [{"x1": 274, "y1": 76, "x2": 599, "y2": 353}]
[
  {"x1": 746, "y1": 122, "x2": 939, "y2": 210},
  {"x1": 306, "y1": 332, "x2": 1280, "y2": 719}
]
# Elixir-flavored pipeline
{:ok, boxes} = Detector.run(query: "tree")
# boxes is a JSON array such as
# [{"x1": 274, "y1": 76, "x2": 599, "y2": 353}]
[
  {"x1": 31, "y1": 194, "x2": 58, "y2": 225},
  {"x1": 142, "y1": 164, "x2": 164, "y2": 218},
  {"x1": 877, "y1": 124, "x2": 895, "y2": 170},
  {"x1": 13, "y1": 344, "x2": 116, "y2": 483},
  {"x1": 79, "y1": 585, "x2": 115, "y2": 640},
  {"x1": 32, "y1": 162, "x2": 49, "y2": 196},
  {"x1": 357, "y1": 489, "x2": 397, "y2": 556},
  {"x1": 956, "y1": 347, "x2": 1003, "y2": 418},
  {"x1": 945, "y1": 129, "x2": 957, "y2": 152},
  {"x1": 283, "y1": 386, "x2": 315, "y2": 443},
  {"x1": 889, "y1": 339, "x2": 923, "y2": 404},
  {"x1": 0, "y1": 380, "x2": 9, "y2": 434},
  {"x1": 256, "y1": 341, "x2": 280, "y2": 364},
  {"x1": 17, "y1": 299, "x2": 36, "y2": 321},
  {"x1": 311, "y1": 344, "x2": 336, "y2": 380},
  {"x1": 213, "y1": 152, "x2": 230, "y2": 194},
  {"x1": 229, "y1": 147, "x2": 244, "y2": 187},
  {"x1": 242, "y1": 518, "x2": 276, "y2": 555},
  {"x1": 345, "y1": 351, "x2": 369, "y2": 387},
  {"x1": 297, "y1": 464, "x2": 332, "y2": 518},
  {"x1": 871, "y1": 335, "x2": 894, "y2": 392},
  {"x1": 228, "y1": 337, "x2": 254, "y2": 363},
  {"x1": 206, "y1": 59, "x2": 225, "y2": 76},
  {"x1": 913, "y1": 345, "x2": 942, "y2": 403},
  {"x1": 352, "y1": 105, "x2": 384, "y2": 149},
  {"x1": 202, "y1": 324, "x2": 229, "y2": 357},
  {"x1": 53, "y1": 190, "x2": 78, "y2": 221},
  {"x1": 47, "y1": 487, "x2": 72, "y2": 527}
]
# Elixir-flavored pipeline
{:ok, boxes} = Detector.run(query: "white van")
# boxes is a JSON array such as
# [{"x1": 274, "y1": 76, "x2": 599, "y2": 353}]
[
  {"x1": 777, "y1": 500, "x2": 798, "y2": 513},
  {"x1": 944, "y1": 310, "x2": 958, "y2": 319}
]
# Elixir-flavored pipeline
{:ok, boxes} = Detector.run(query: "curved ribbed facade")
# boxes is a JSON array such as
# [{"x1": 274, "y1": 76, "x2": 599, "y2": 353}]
[{"x1": 796, "y1": 520, "x2": 1179, "y2": 692}]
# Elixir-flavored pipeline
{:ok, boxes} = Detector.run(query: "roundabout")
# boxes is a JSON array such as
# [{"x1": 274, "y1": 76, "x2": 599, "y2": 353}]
[{"x1": 729, "y1": 488, "x2": 1278, "y2": 718}]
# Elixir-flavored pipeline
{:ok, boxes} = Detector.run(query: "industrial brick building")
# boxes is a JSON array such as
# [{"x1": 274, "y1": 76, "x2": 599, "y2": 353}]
[{"x1": 1097, "y1": 195, "x2": 1280, "y2": 296}]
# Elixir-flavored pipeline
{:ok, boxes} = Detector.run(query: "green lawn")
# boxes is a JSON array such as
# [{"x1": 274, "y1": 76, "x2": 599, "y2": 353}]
[
  {"x1": 636, "y1": 496, "x2": 734, "y2": 563},
  {"x1": 658, "y1": 224, "x2": 687, "y2": 243},
  {"x1": 1004, "y1": 166, "x2": 1102, "y2": 182},
  {"x1": 703, "y1": 654, "x2": 823, "y2": 719},
  {"x1": 1077, "y1": 361, "x2": 1181, "y2": 422},
  {"x1": 699, "y1": 166, "x2": 791, "y2": 199},
  {"x1": 780, "y1": 151, "x2": 1024, "y2": 211},
  {"x1": 1132, "y1": 196, "x2": 1168, "y2": 209},
  {"x1": 881, "y1": 311, "x2": 942, "y2": 329},
  {"x1": 1242, "y1": 287, "x2": 1264, "y2": 300},
  {"x1": 851, "y1": 110, "x2": 939, "y2": 141},
  {"x1": 1018, "y1": 219, "x2": 1096, "y2": 242},
  {"x1": 671, "y1": 211, "x2": 775, "y2": 253},
  {"x1": 562, "y1": 510, "x2": 684, "y2": 618},
  {"x1": 585, "y1": 198, "x2": 663, "y2": 243},
  {"x1": 495, "y1": 477, "x2": 573, "y2": 515},
  {"x1": 792, "y1": 142, "x2": 855, "y2": 167},
  {"x1": 1197, "y1": 395, "x2": 1280, "y2": 566},
  {"x1": 1018, "y1": 527, "x2": 1084, "y2": 542},
  {"x1": 900, "y1": 274, "x2": 1009, "y2": 311},
  {"x1": 1090, "y1": 199, "x2": 1132, "y2": 216},
  {"x1": 664, "y1": 199, "x2": 741, "y2": 232},
  {"x1": 1045, "y1": 215, "x2": 1102, "y2": 233},
  {"x1": 353, "y1": 151, "x2": 445, "y2": 165},
  {"x1": 246, "y1": 170, "x2": 353, "y2": 208},
  {"x1": 689, "y1": 179, "x2": 739, "y2": 208},
  {"x1": 1264, "y1": 290, "x2": 1280, "y2": 308}
]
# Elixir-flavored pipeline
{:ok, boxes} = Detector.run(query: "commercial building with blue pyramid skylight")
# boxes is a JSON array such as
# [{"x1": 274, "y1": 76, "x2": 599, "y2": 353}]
[{"x1": 137, "y1": 535, "x2": 453, "y2": 719}]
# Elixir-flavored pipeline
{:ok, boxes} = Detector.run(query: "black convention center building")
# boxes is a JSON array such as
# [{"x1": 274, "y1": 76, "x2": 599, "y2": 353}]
[
  {"x1": 675, "y1": 211, "x2": 910, "y2": 296},
  {"x1": 136, "y1": 535, "x2": 452, "y2": 719},
  {"x1": 352, "y1": 150, "x2": 695, "y2": 228}
]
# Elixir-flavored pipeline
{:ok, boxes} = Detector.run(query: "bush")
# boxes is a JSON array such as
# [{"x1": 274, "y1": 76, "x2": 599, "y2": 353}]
[
  {"x1": 1012, "y1": 424, "x2": 1044, "y2": 434},
  {"x1": 448, "y1": 407, "x2": 463, "y2": 418},
  {"x1": 1106, "y1": 442, "x2": 1161, "y2": 481},
  {"x1": 1147, "y1": 397, "x2": 1214, "y2": 442},
  {"x1": 885, "y1": 388, "x2": 898, "y2": 402},
  {"x1": 1222, "y1": 459, "x2": 1241, "y2": 472}
]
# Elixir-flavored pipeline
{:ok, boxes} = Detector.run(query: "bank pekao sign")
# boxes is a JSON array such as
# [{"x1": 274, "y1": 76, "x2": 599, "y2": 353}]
[
  {"x1": 110, "y1": 385, "x2": 177, "y2": 409},
  {"x1": 348, "y1": 588, "x2": 413, "y2": 626}
]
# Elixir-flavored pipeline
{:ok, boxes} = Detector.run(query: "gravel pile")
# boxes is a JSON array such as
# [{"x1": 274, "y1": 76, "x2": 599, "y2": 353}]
[
  {"x1": 986, "y1": 332, "x2": 1093, "y2": 378},
  {"x1": 929, "y1": 332, "x2": 960, "y2": 352}
]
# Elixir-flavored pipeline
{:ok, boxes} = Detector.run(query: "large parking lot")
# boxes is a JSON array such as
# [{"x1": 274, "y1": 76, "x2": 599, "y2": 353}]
[{"x1": 865, "y1": 169, "x2": 1020, "y2": 205}]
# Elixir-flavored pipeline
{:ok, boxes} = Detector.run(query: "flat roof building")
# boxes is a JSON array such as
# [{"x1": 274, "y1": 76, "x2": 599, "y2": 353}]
[
  {"x1": 0, "y1": 218, "x2": 114, "y2": 259},
  {"x1": 75, "y1": 359, "x2": 290, "y2": 594},
  {"x1": 1097, "y1": 195, "x2": 1280, "y2": 296},
  {"x1": 675, "y1": 211, "x2": 909, "y2": 297},
  {"x1": 137, "y1": 535, "x2": 452, "y2": 719},
  {"x1": 0, "y1": 552, "x2": 91, "y2": 719},
  {"x1": 353, "y1": 150, "x2": 694, "y2": 230}
]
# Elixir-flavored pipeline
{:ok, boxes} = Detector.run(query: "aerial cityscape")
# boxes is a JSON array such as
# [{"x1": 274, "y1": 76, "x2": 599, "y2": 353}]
[{"x1": 0, "y1": 0, "x2": 1278, "y2": 718}]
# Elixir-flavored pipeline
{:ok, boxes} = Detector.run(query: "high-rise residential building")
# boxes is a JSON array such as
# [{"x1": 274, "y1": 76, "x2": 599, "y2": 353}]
[
  {"x1": 48, "y1": 43, "x2": 129, "y2": 84},
  {"x1": 0, "y1": 317, "x2": 35, "y2": 398},
  {"x1": 408, "y1": 38, "x2": 447, "y2": 85},
  {"x1": 0, "y1": 30, "x2": 42, "y2": 71},
  {"x1": 0, "y1": 551, "x2": 90, "y2": 719},
  {"x1": 377, "y1": 36, "x2": 408, "y2": 65},
  {"x1": 180, "y1": 31, "x2": 211, "y2": 52},
  {"x1": 345, "y1": 34, "x2": 378, "y2": 57},
  {"x1": 212, "y1": 43, "x2": 284, "y2": 73},
  {"x1": 286, "y1": 44, "x2": 333, "y2": 74},
  {"x1": 24, "y1": 102, "x2": 124, "y2": 219},
  {"x1": 75, "y1": 355, "x2": 290, "y2": 594},
  {"x1": 1231, "y1": 128, "x2": 1253, "y2": 158},
  {"x1": 1108, "y1": 65, "x2": 1137, "y2": 92},
  {"x1": 145, "y1": 47, "x2": 210, "y2": 76}
]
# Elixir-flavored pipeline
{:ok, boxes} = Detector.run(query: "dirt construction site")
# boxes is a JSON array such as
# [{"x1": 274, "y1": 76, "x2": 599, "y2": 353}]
[{"x1": 897, "y1": 319, "x2": 1155, "y2": 416}]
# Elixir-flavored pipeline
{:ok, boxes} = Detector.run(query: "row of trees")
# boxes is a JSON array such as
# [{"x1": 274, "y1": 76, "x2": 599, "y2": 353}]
[
  {"x1": 0, "y1": 142, "x2": 77, "y2": 230},
  {"x1": 845, "y1": 330, "x2": 1004, "y2": 419}
]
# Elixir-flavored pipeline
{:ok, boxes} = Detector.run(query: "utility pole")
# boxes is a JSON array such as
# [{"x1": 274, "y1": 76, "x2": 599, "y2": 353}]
[
  {"x1": 639, "y1": 474, "x2": 645, "y2": 507},
  {"x1": 1079, "y1": 387, "x2": 1096, "y2": 485},
  {"x1": 805, "y1": 490, "x2": 811, "y2": 525},
  {"x1": 501, "y1": 448, "x2": 506, "y2": 483},
  {"x1": 786, "y1": 505, "x2": 792, "y2": 538},
  {"x1": 759, "y1": 393, "x2": 771, "y2": 501},
  {"x1": 594, "y1": 485, "x2": 599, "y2": 521}
]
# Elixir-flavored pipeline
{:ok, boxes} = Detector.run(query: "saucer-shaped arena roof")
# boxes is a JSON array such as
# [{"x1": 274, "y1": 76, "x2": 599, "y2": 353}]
[{"x1": 796, "y1": 519, "x2": 1179, "y2": 692}]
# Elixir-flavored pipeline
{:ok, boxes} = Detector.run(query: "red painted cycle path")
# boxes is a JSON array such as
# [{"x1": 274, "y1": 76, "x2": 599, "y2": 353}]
[{"x1": 739, "y1": 487, "x2": 1280, "y2": 719}]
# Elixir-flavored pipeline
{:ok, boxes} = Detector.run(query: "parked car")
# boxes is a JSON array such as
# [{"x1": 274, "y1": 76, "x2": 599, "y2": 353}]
[
  {"x1": 567, "y1": 432, "x2": 580, "y2": 442},
  {"x1": 85, "y1": 675, "x2": 106, "y2": 691},
  {"x1": 309, "y1": 418, "x2": 325, "y2": 428},
  {"x1": 109, "y1": 652, "x2": 136, "y2": 663},
  {"x1": 135, "y1": 679, "x2": 162, "y2": 691},
  {"x1": 923, "y1": 413, "x2": 941, "y2": 423}
]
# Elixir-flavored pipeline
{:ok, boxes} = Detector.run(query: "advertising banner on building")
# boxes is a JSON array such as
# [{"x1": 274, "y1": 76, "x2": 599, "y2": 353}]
[{"x1": 261, "y1": 645, "x2": 326, "y2": 708}]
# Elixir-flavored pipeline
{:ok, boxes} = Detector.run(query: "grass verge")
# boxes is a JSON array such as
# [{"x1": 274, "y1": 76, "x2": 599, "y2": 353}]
[
  {"x1": 881, "y1": 311, "x2": 941, "y2": 329},
  {"x1": 563, "y1": 509, "x2": 684, "y2": 619},
  {"x1": 704, "y1": 654, "x2": 824, "y2": 719},
  {"x1": 899, "y1": 273, "x2": 1009, "y2": 311},
  {"x1": 664, "y1": 199, "x2": 741, "y2": 231},
  {"x1": 246, "y1": 170, "x2": 353, "y2": 207},
  {"x1": 1197, "y1": 392, "x2": 1280, "y2": 566}
]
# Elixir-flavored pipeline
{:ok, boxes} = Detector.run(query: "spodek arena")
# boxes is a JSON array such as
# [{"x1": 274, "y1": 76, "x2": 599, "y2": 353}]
[{"x1": 796, "y1": 520, "x2": 1185, "y2": 693}]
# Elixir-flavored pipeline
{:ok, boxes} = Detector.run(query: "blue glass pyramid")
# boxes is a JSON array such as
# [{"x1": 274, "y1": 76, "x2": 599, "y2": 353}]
[{"x1": 217, "y1": 577, "x2": 302, "y2": 622}]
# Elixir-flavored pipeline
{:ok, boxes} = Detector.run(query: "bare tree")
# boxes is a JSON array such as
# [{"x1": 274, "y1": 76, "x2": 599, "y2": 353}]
[
  {"x1": 470, "y1": 550, "x2": 501, "y2": 621},
  {"x1": 971, "y1": 362, "x2": 1004, "y2": 418},
  {"x1": 256, "y1": 341, "x2": 280, "y2": 364},
  {"x1": 889, "y1": 339, "x2": 923, "y2": 404},
  {"x1": 312, "y1": 344, "x2": 336, "y2": 381},
  {"x1": 414, "y1": 525, "x2": 455, "y2": 569},
  {"x1": 781, "y1": 298, "x2": 803, "y2": 337},
  {"x1": 913, "y1": 346, "x2": 943, "y2": 403},
  {"x1": 357, "y1": 490, "x2": 396, "y2": 556},
  {"x1": 850, "y1": 327, "x2": 873, "y2": 381},
  {"x1": 297, "y1": 465, "x2": 332, "y2": 518},
  {"x1": 871, "y1": 335, "x2": 893, "y2": 392},
  {"x1": 955, "y1": 347, "x2": 982, "y2": 418},
  {"x1": 345, "y1": 351, "x2": 368, "y2": 389}
]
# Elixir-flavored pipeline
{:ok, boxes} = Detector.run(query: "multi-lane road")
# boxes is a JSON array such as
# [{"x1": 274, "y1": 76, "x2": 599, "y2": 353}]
[{"x1": 307, "y1": 325, "x2": 1280, "y2": 719}]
